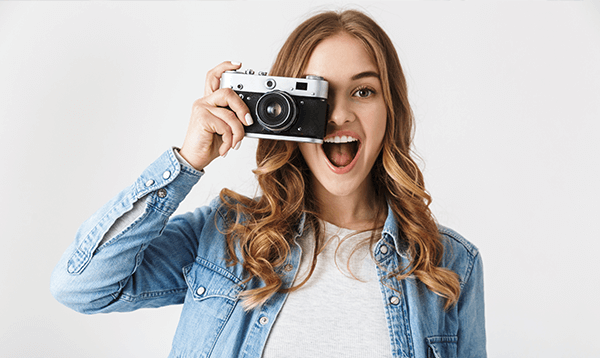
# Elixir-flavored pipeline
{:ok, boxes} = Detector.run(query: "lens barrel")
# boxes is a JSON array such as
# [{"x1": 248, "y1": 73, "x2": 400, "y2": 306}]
[{"x1": 255, "y1": 90, "x2": 297, "y2": 132}]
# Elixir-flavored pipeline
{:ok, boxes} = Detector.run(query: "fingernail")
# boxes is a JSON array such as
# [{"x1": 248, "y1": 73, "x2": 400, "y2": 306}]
[
  {"x1": 233, "y1": 141, "x2": 242, "y2": 150},
  {"x1": 245, "y1": 113, "x2": 254, "y2": 126},
  {"x1": 231, "y1": 61, "x2": 241, "y2": 66},
  {"x1": 221, "y1": 150, "x2": 228, "y2": 158}
]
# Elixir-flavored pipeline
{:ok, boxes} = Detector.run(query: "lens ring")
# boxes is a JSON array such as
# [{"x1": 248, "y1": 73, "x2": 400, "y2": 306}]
[{"x1": 255, "y1": 91, "x2": 297, "y2": 132}]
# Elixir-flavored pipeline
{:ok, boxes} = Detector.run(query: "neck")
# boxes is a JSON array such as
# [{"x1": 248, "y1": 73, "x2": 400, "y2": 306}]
[{"x1": 311, "y1": 176, "x2": 385, "y2": 231}]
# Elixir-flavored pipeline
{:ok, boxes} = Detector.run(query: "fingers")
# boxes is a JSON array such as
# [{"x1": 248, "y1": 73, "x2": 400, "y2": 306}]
[
  {"x1": 203, "y1": 110, "x2": 234, "y2": 157},
  {"x1": 180, "y1": 87, "x2": 253, "y2": 170},
  {"x1": 204, "y1": 61, "x2": 242, "y2": 97},
  {"x1": 180, "y1": 61, "x2": 254, "y2": 170},
  {"x1": 206, "y1": 107, "x2": 245, "y2": 153},
  {"x1": 205, "y1": 87, "x2": 253, "y2": 125},
  {"x1": 205, "y1": 88, "x2": 253, "y2": 155}
]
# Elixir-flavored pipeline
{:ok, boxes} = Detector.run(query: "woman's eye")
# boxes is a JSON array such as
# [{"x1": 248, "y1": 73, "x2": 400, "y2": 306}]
[{"x1": 354, "y1": 87, "x2": 374, "y2": 98}]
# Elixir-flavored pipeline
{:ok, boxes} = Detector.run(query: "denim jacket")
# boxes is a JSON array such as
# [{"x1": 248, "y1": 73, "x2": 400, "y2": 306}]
[{"x1": 51, "y1": 148, "x2": 486, "y2": 358}]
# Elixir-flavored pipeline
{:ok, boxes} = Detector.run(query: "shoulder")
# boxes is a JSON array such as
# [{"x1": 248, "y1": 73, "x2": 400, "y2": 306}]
[
  {"x1": 182, "y1": 195, "x2": 241, "y2": 225},
  {"x1": 188, "y1": 193, "x2": 256, "y2": 228},
  {"x1": 437, "y1": 225, "x2": 483, "y2": 288},
  {"x1": 168, "y1": 195, "x2": 239, "y2": 235},
  {"x1": 437, "y1": 225, "x2": 479, "y2": 259}
]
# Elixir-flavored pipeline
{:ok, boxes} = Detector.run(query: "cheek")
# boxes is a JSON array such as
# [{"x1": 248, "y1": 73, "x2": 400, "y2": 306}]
[
  {"x1": 369, "y1": 114, "x2": 387, "y2": 151},
  {"x1": 361, "y1": 101, "x2": 387, "y2": 142},
  {"x1": 298, "y1": 143, "x2": 320, "y2": 165},
  {"x1": 376, "y1": 108, "x2": 388, "y2": 133}
]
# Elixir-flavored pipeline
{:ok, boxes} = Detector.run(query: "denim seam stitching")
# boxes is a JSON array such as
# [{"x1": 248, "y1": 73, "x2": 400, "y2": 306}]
[
  {"x1": 426, "y1": 335, "x2": 458, "y2": 343},
  {"x1": 438, "y1": 226, "x2": 478, "y2": 258},
  {"x1": 95, "y1": 204, "x2": 151, "y2": 253},
  {"x1": 459, "y1": 250, "x2": 478, "y2": 291},
  {"x1": 68, "y1": 191, "x2": 138, "y2": 275},
  {"x1": 119, "y1": 287, "x2": 189, "y2": 302},
  {"x1": 194, "y1": 256, "x2": 244, "y2": 285}
]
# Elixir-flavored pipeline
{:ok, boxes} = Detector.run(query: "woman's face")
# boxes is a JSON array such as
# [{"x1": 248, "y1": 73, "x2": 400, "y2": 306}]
[{"x1": 298, "y1": 32, "x2": 387, "y2": 200}]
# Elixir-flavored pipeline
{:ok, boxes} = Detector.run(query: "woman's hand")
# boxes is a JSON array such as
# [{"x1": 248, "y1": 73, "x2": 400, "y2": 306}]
[{"x1": 179, "y1": 61, "x2": 254, "y2": 171}]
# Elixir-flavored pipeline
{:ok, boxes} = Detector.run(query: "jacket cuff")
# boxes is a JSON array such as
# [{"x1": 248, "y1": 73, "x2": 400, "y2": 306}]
[
  {"x1": 65, "y1": 148, "x2": 203, "y2": 275},
  {"x1": 133, "y1": 148, "x2": 203, "y2": 215}
]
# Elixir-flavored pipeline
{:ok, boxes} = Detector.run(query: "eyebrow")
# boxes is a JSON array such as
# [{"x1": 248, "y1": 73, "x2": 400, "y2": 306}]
[{"x1": 351, "y1": 71, "x2": 380, "y2": 80}]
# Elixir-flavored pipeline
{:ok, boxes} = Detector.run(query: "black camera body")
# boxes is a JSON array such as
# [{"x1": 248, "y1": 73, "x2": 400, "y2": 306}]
[{"x1": 220, "y1": 70, "x2": 329, "y2": 143}]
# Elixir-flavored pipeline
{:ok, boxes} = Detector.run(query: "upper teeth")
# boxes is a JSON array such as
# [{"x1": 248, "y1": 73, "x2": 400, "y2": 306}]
[{"x1": 324, "y1": 135, "x2": 358, "y2": 143}]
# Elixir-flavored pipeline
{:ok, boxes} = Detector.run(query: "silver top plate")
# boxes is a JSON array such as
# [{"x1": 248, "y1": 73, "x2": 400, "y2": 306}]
[{"x1": 221, "y1": 71, "x2": 328, "y2": 99}]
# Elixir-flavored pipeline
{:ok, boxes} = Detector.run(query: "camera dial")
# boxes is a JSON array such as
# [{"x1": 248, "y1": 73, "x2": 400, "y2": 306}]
[{"x1": 265, "y1": 79, "x2": 276, "y2": 90}]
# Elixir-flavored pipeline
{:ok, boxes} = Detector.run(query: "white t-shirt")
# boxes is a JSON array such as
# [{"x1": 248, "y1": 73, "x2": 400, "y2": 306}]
[{"x1": 262, "y1": 222, "x2": 392, "y2": 358}]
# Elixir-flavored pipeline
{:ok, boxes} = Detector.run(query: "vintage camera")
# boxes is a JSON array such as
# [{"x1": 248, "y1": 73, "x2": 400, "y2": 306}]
[{"x1": 220, "y1": 70, "x2": 329, "y2": 143}]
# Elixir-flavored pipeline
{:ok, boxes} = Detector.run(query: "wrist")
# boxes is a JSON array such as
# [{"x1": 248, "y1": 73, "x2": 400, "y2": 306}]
[{"x1": 177, "y1": 147, "x2": 208, "y2": 172}]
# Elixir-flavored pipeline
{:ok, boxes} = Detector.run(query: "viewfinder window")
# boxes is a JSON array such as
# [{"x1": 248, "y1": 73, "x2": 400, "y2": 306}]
[{"x1": 295, "y1": 82, "x2": 308, "y2": 91}]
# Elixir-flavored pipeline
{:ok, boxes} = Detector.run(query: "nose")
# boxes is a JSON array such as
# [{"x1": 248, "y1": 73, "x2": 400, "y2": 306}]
[{"x1": 327, "y1": 95, "x2": 355, "y2": 127}]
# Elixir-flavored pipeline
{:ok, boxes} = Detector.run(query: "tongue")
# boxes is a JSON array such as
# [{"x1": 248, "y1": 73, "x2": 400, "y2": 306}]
[{"x1": 328, "y1": 143, "x2": 354, "y2": 167}]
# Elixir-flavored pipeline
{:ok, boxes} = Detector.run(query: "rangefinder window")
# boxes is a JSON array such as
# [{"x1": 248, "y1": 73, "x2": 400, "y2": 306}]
[{"x1": 295, "y1": 82, "x2": 308, "y2": 91}]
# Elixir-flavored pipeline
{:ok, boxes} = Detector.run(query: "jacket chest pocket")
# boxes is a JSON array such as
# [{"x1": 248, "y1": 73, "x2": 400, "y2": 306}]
[
  {"x1": 184, "y1": 256, "x2": 244, "y2": 300},
  {"x1": 426, "y1": 336, "x2": 458, "y2": 358},
  {"x1": 172, "y1": 259, "x2": 246, "y2": 356},
  {"x1": 182, "y1": 257, "x2": 244, "y2": 319}
]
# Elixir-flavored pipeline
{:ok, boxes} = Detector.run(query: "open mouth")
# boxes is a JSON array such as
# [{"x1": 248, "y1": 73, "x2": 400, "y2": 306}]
[{"x1": 322, "y1": 135, "x2": 360, "y2": 168}]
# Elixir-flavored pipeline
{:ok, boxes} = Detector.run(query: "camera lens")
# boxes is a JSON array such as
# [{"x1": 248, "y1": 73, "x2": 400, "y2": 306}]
[
  {"x1": 266, "y1": 102, "x2": 282, "y2": 116},
  {"x1": 255, "y1": 90, "x2": 297, "y2": 132}
]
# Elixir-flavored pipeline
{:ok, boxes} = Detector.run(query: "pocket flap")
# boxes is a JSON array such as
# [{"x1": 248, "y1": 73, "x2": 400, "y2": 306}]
[
  {"x1": 426, "y1": 336, "x2": 458, "y2": 358},
  {"x1": 183, "y1": 257, "x2": 244, "y2": 301}
]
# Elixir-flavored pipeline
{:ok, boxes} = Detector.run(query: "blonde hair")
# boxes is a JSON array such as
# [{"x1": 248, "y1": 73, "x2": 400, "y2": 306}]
[{"x1": 220, "y1": 9, "x2": 460, "y2": 310}]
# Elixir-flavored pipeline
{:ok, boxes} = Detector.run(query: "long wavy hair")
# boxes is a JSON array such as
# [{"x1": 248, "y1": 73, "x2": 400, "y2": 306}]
[{"x1": 220, "y1": 9, "x2": 461, "y2": 310}]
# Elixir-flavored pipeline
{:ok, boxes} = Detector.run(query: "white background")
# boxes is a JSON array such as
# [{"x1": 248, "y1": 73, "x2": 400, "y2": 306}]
[{"x1": 1, "y1": 1, "x2": 599, "y2": 357}]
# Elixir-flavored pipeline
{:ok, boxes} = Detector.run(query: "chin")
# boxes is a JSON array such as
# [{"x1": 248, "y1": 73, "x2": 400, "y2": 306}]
[
  {"x1": 314, "y1": 164, "x2": 373, "y2": 197},
  {"x1": 300, "y1": 140, "x2": 374, "y2": 196}
]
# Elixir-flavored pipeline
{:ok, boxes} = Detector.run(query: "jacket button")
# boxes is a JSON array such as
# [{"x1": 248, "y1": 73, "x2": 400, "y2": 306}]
[
  {"x1": 284, "y1": 264, "x2": 294, "y2": 272},
  {"x1": 145, "y1": 179, "x2": 154, "y2": 187},
  {"x1": 380, "y1": 245, "x2": 388, "y2": 254},
  {"x1": 163, "y1": 171, "x2": 171, "y2": 179},
  {"x1": 259, "y1": 316, "x2": 269, "y2": 325},
  {"x1": 157, "y1": 189, "x2": 167, "y2": 198},
  {"x1": 390, "y1": 296, "x2": 400, "y2": 305},
  {"x1": 196, "y1": 287, "x2": 205, "y2": 296}
]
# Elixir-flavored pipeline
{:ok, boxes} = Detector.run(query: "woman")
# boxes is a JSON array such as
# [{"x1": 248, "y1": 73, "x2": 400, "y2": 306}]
[{"x1": 51, "y1": 9, "x2": 486, "y2": 358}]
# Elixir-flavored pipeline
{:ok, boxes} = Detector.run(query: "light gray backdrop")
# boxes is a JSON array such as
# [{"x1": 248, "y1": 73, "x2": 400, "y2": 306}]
[{"x1": 1, "y1": 1, "x2": 599, "y2": 357}]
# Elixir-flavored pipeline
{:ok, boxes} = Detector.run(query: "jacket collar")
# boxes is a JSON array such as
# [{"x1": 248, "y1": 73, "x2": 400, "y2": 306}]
[
  {"x1": 293, "y1": 211, "x2": 307, "y2": 240},
  {"x1": 382, "y1": 203, "x2": 409, "y2": 256},
  {"x1": 295, "y1": 203, "x2": 409, "y2": 256}
]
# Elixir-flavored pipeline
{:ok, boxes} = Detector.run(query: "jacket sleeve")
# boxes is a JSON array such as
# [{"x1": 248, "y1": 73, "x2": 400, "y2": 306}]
[
  {"x1": 457, "y1": 250, "x2": 487, "y2": 357},
  {"x1": 50, "y1": 148, "x2": 206, "y2": 314}
]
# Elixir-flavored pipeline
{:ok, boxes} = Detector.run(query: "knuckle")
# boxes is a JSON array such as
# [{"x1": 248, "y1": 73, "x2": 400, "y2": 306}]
[
  {"x1": 191, "y1": 99, "x2": 207, "y2": 114},
  {"x1": 206, "y1": 66, "x2": 220, "y2": 77},
  {"x1": 229, "y1": 93, "x2": 247, "y2": 109},
  {"x1": 192, "y1": 98, "x2": 204, "y2": 107},
  {"x1": 221, "y1": 87, "x2": 236, "y2": 98},
  {"x1": 223, "y1": 110, "x2": 237, "y2": 122}
]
